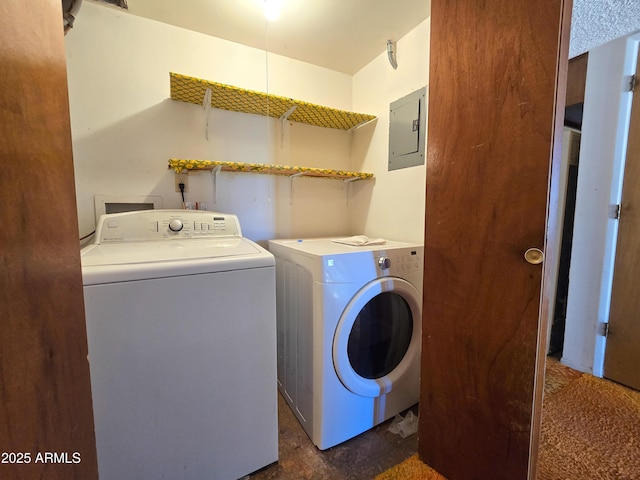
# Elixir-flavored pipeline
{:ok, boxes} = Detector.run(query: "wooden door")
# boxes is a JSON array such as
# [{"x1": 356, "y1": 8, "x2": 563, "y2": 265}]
[
  {"x1": 418, "y1": 1, "x2": 571, "y2": 479},
  {"x1": 604, "y1": 49, "x2": 640, "y2": 391},
  {"x1": 0, "y1": 1, "x2": 98, "y2": 479}
]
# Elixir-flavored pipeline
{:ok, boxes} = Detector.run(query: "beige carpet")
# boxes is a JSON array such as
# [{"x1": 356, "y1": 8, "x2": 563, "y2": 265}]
[
  {"x1": 376, "y1": 359, "x2": 640, "y2": 480},
  {"x1": 375, "y1": 454, "x2": 446, "y2": 480},
  {"x1": 537, "y1": 366, "x2": 640, "y2": 479}
]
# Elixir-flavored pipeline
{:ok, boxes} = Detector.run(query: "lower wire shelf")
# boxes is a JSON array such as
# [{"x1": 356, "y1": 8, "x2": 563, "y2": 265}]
[{"x1": 168, "y1": 159, "x2": 374, "y2": 181}]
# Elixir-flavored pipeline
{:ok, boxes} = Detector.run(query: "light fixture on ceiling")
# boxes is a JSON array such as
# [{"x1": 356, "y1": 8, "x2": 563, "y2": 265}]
[
  {"x1": 387, "y1": 40, "x2": 398, "y2": 70},
  {"x1": 263, "y1": 0, "x2": 282, "y2": 21}
]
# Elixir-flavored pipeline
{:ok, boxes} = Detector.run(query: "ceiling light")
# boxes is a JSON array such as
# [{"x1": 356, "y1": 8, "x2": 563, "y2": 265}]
[{"x1": 263, "y1": 0, "x2": 282, "y2": 21}]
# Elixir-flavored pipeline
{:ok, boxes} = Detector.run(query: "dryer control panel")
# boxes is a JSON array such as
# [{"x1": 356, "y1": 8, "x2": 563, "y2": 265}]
[
  {"x1": 379, "y1": 250, "x2": 423, "y2": 276},
  {"x1": 95, "y1": 210, "x2": 242, "y2": 243}
]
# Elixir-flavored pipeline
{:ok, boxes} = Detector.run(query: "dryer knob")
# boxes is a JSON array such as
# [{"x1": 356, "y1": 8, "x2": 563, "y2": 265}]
[
  {"x1": 378, "y1": 256, "x2": 391, "y2": 270},
  {"x1": 168, "y1": 218, "x2": 184, "y2": 232}
]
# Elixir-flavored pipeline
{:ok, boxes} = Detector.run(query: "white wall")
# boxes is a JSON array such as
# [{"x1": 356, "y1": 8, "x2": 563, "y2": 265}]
[
  {"x1": 351, "y1": 21, "x2": 430, "y2": 244},
  {"x1": 562, "y1": 32, "x2": 639, "y2": 374},
  {"x1": 65, "y1": 2, "x2": 428, "y2": 246},
  {"x1": 66, "y1": 2, "x2": 357, "y2": 244}
]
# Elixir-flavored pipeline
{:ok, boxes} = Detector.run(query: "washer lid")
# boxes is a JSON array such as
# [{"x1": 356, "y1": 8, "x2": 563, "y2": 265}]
[
  {"x1": 82, "y1": 237, "x2": 260, "y2": 267},
  {"x1": 81, "y1": 237, "x2": 273, "y2": 285}
]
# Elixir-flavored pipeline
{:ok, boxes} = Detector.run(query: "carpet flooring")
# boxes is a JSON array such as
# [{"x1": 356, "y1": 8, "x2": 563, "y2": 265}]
[
  {"x1": 376, "y1": 359, "x2": 640, "y2": 480},
  {"x1": 537, "y1": 363, "x2": 640, "y2": 479}
]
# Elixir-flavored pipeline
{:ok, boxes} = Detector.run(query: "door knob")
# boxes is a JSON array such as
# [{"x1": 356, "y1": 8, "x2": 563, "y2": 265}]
[{"x1": 524, "y1": 248, "x2": 544, "y2": 265}]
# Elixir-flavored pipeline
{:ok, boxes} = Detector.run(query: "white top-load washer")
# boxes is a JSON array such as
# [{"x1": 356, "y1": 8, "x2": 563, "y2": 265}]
[
  {"x1": 81, "y1": 210, "x2": 277, "y2": 480},
  {"x1": 268, "y1": 237, "x2": 423, "y2": 450}
]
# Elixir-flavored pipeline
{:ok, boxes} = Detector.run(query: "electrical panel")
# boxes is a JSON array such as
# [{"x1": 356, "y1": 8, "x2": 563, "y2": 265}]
[{"x1": 388, "y1": 87, "x2": 426, "y2": 171}]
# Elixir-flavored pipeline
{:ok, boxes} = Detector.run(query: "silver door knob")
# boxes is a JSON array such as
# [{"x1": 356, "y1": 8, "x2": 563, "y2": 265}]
[{"x1": 524, "y1": 248, "x2": 544, "y2": 265}]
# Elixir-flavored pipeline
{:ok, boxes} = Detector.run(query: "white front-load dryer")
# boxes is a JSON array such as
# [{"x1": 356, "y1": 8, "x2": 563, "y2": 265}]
[{"x1": 268, "y1": 238, "x2": 423, "y2": 450}]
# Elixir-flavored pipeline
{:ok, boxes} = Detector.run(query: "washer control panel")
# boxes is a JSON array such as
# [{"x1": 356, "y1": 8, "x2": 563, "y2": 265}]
[{"x1": 96, "y1": 210, "x2": 242, "y2": 243}]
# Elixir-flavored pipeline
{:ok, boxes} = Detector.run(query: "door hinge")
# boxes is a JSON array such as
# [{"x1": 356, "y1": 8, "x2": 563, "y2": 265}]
[
  {"x1": 612, "y1": 204, "x2": 622, "y2": 220},
  {"x1": 600, "y1": 322, "x2": 610, "y2": 338},
  {"x1": 629, "y1": 74, "x2": 637, "y2": 93}
]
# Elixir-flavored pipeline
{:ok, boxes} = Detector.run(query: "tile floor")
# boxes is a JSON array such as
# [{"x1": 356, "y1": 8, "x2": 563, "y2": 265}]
[{"x1": 248, "y1": 394, "x2": 418, "y2": 480}]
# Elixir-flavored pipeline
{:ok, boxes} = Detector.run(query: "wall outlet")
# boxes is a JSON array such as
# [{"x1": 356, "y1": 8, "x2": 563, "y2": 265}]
[{"x1": 175, "y1": 172, "x2": 188, "y2": 193}]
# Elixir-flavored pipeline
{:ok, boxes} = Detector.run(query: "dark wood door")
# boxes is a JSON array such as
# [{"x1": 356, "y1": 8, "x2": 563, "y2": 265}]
[
  {"x1": 419, "y1": 1, "x2": 571, "y2": 479},
  {"x1": 0, "y1": 1, "x2": 98, "y2": 479},
  {"x1": 604, "y1": 49, "x2": 640, "y2": 391}
]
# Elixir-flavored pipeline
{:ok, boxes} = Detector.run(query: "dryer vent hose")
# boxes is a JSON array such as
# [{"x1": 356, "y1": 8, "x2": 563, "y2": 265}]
[{"x1": 63, "y1": 0, "x2": 82, "y2": 35}]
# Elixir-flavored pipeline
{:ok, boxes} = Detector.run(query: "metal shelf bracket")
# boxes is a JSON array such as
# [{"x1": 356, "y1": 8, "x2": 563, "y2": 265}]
[
  {"x1": 344, "y1": 177, "x2": 359, "y2": 206},
  {"x1": 289, "y1": 171, "x2": 307, "y2": 205},
  {"x1": 211, "y1": 165, "x2": 222, "y2": 203}
]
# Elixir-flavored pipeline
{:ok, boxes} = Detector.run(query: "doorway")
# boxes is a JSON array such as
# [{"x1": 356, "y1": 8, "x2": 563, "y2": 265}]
[
  {"x1": 549, "y1": 54, "x2": 587, "y2": 357},
  {"x1": 560, "y1": 33, "x2": 640, "y2": 380},
  {"x1": 550, "y1": 128, "x2": 581, "y2": 356}
]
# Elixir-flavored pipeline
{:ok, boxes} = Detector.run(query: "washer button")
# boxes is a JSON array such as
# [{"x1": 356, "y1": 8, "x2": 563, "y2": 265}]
[
  {"x1": 378, "y1": 256, "x2": 391, "y2": 270},
  {"x1": 169, "y1": 218, "x2": 184, "y2": 232}
]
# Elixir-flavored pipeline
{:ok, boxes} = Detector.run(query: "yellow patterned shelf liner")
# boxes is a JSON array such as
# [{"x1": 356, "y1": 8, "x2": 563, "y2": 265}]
[
  {"x1": 168, "y1": 159, "x2": 374, "y2": 180},
  {"x1": 170, "y1": 72, "x2": 377, "y2": 130}
]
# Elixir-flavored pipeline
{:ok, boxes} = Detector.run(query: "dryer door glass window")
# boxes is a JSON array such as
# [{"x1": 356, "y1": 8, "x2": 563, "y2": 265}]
[{"x1": 347, "y1": 292, "x2": 413, "y2": 379}]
